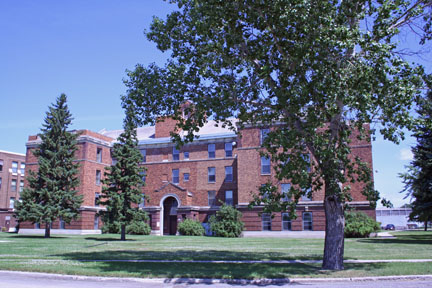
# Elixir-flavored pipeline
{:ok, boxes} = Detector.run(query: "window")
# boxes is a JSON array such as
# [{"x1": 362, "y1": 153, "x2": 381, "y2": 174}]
[
  {"x1": 225, "y1": 142, "x2": 232, "y2": 157},
  {"x1": 301, "y1": 187, "x2": 312, "y2": 201},
  {"x1": 140, "y1": 171, "x2": 146, "y2": 183},
  {"x1": 183, "y1": 173, "x2": 190, "y2": 182},
  {"x1": 281, "y1": 184, "x2": 291, "y2": 202},
  {"x1": 282, "y1": 213, "x2": 292, "y2": 231},
  {"x1": 225, "y1": 166, "x2": 233, "y2": 182},
  {"x1": 173, "y1": 147, "x2": 180, "y2": 161},
  {"x1": 184, "y1": 151, "x2": 189, "y2": 160},
  {"x1": 172, "y1": 169, "x2": 179, "y2": 184},
  {"x1": 94, "y1": 193, "x2": 100, "y2": 206},
  {"x1": 303, "y1": 212, "x2": 313, "y2": 231},
  {"x1": 20, "y1": 163, "x2": 26, "y2": 175},
  {"x1": 262, "y1": 213, "x2": 272, "y2": 231},
  {"x1": 0, "y1": 177, "x2": 2, "y2": 189},
  {"x1": 302, "y1": 154, "x2": 311, "y2": 173},
  {"x1": 208, "y1": 167, "x2": 216, "y2": 183},
  {"x1": 12, "y1": 161, "x2": 18, "y2": 173},
  {"x1": 139, "y1": 193, "x2": 146, "y2": 208},
  {"x1": 96, "y1": 170, "x2": 101, "y2": 185},
  {"x1": 208, "y1": 190, "x2": 216, "y2": 206},
  {"x1": 59, "y1": 217, "x2": 65, "y2": 229},
  {"x1": 19, "y1": 181, "x2": 24, "y2": 192},
  {"x1": 35, "y1": 223, "x2": 40, "y2": 229},
  {"x1": 260, "y1": 128, "x2": 270, "y2": 145},
  {"x1": 225, "y1": 190, "x2": 233, "y2": 206},
  {"x1": 9, "y1": 197, "x2": 15, "y2": 209},
  {"x1": 0, "y1": 160, "x2": 3, "y2": 172},
  {"x1": 94, "y1": 215, "x2": 99, "y2": 230},
  {"x1": 11, "y1": 179, "x2": 17, "y2": 192},
  {"x1": 140, "y1": 149, "x2": 146, "y2": 162},
  {"x1": 96, "y1": 148, "x2": 102, "y2": 163},
  {"x1": 261, "y1": 156, "x2": 271, "y2": 174},
  {"x1": 208, "y1": 144, "x2": 215, "y2": 158}
]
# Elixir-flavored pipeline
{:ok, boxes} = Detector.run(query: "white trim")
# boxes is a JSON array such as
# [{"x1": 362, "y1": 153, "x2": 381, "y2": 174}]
[
  {"x1": 159, "y1": 194, "x2": 181, "y2": 236},
  {"x1": 0, "y1": 150, "x2": 26, "y2": 157},
  {"x1": 18, "y1": 229, "x2": 101, "y2": 235}
]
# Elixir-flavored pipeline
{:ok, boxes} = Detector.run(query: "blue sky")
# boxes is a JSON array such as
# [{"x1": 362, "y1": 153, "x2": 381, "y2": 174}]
[{"x1": 0, "y1": 1, "x2": 430, "y2": 208}]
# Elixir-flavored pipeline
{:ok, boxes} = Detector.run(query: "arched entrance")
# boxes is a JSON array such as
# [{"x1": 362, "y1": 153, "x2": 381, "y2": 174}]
[{"x1": 163, "y1": 197, "x2": 178, "y2": 235}]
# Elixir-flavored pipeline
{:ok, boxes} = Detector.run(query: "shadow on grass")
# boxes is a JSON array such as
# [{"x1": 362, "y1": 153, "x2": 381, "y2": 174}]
[
  {"x1": 358, "y1": 234, "x2": 432, "y2": 245},
  {"x1": 85, "y1": 237, "x2": 137, "y2": 242},
  {"x1": 8, "y1": 235, "x2": 67, "y2": 239},
  {"x1": 54, "y1": 249, "x2": 323, "y2": 262}
]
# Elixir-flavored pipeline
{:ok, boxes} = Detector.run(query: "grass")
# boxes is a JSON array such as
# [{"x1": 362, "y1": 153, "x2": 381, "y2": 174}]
[{"x1": 0, "y1": 231, "x2": 431, "y2": 279}]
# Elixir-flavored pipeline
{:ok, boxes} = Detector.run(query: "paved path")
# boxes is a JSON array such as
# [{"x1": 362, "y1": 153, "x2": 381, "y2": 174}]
[{"x1": 1, "y1": 271, "x2": 432, "y2": 288}]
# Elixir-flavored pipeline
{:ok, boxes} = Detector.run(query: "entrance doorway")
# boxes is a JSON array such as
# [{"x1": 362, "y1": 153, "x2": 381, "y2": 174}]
[{"x1": 163, "y1": 197, "x2": 178, "y2": 235}]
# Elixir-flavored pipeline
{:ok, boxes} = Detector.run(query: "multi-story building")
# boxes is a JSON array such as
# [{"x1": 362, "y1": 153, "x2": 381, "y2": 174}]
[
  {"x1": 19, "y1": 119, "x2": 375, "y2": 235},
  {"x1": 0, "y1": 150, "x2": 26, "y2": 232}
]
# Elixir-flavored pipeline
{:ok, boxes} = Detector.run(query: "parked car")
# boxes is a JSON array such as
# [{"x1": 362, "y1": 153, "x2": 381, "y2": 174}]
[{"x1": 384, "y1": 224, "x2": 395, "y2": 230}]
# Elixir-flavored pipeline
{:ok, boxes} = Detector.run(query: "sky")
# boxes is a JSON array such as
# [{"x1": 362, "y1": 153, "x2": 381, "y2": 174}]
[{"x1": 0, "y1": 1, "x2": 430, "y2": 208}]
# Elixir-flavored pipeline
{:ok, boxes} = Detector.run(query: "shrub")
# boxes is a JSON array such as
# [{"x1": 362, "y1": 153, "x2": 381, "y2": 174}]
[
  {"x1": 344, "y1": 211, "x2": 380, "y2": 238},
  {"x1": 177, "y1": 219, "x2": 205, "y2": 236},
  {"x1": 101, "y1": 211, "x2": 151, "y2": 235},
  {"x1": 209, "y1": 204, "x2": 244, "y2": 237}
]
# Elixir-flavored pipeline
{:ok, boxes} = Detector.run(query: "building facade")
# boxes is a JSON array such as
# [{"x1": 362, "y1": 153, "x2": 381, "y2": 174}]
[
  {"x1": 0, "y1": 150, "x2": 26, "y2": 232},
  {"x1": 19, "y1": 120, "x2": 375, "y2": 235}
]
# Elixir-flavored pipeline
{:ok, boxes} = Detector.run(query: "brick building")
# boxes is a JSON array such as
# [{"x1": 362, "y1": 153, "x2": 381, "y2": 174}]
[
  {"x1": 0, "y1": 150, "x2": 26, "y2": 232},
  {"x1": 19, "y1": 120, "x2": 375, "y2": 235}
]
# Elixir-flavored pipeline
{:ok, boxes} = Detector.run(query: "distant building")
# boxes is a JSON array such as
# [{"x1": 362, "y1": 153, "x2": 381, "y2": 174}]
[
  {"x1": 0, "y1": 150, "x2": 26, "y2": 232},
  {"x1": 19, "y1": 118, "x2": 375, "y2": 235},
  {"x1": 376, "y1": 208, "x2": 422, "y2": 229}
]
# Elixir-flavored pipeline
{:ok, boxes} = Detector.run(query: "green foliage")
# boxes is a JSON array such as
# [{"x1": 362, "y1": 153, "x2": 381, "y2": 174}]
[
  {"x1": 401, "y1": 85, "x2": 432, "y2": 225},
  {"x1": 344, "y1": 212, "x2": 380, "y2": 238},
  {"x1": 14, "y1": 94, "x2": 82, "y2": 238},
  {"x1": 177, "y1": 219, "x2": 205, "y2": 236},
  {"x1": 102, "y1": 211, "x2": 150, "y2": 235},
  {"x1": 99, "y1": 110, "x2": 147, "y2": 241},
  {"x1": 123, "y1": 0, "x2": 430, "y2": 269},
  {"x1": 209, "y1": 204, "x2": 244, "y2": 238}
]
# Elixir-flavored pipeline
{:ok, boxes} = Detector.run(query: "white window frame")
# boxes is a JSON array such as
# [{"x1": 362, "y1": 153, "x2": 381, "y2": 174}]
[
  {"x1": 208, "y1": 167, "x2": 216, "y2": 183},
  {"x1": 303, "y1": 212, "x2": 313, "y2": 231},
  {"x1": 96, "y1": 148, "x2": 102, "y2": 163},
  {"x1": 11, "y1": 179, "x2": 17, "y2": 192},
  {"x1": 184, "y1": 151, "x2": 189, "y2": 160},
  {"x1": 282, "y1": 213, "x2": 292, "y2": 231},
  {"x1": 19, "y1": 180, "x2": 24, "y2": 193},
  {"x1": 261, "y1": 156, "x2": 271, "y2": 175},
  {"x1": 20, "y1": 163, "x2": 25, "y2": 175},
  {"x1": 262, "y1": 213, "x2": 272, "y2": 231},
  {"x1": 173, "y1": 146, "x2": 180, "y2": 161},
  {"x1": 140, "y1": 149, "x2": 146, "y2": 163},
  {"x1": 208, "y1": 190, "x2": 216, "y2": 206},
  {"x1": 260, "y1": 128, "x2": 270, "y2": 145},
  {"x1": 281, "y1": 183, "x2": 291, "y2": 202},
  {"x1": 11, "y1": 161, "x2": 18, "y2": 173},
  {"x1": 183, "y1": 173, "x2": 190, "y2": 182},
  {"x1": 225, "y1": 190, "x2": 233, "y2": 206},
  {"x1": 172, "y1": 169, "x2": 180, "y2": 184},
  {"x1": 225, "y1": 166, "x2": 233, "y2": 182},
  {"x1": 9, "y1": 197, "x2": 15, "y2": 209},
  {"x1": 225, "y1": 142, "x2": 232, "y2": 157},
  {"x1": 208, "y1": 144, "x2": 215, "y2": 158},
  {"x1": 96, "y1": 170, "x2": 101, "y2": 186}
]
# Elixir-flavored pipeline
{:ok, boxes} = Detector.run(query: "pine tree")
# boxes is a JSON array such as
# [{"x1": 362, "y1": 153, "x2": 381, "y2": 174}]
[
  {"x1": 99, "y1": 111, "x2": 147, "y2": 241},
  {"x1": 15, "y1": 94, "x2": 82, "y2": 238},
  {"x1": 401, "y1": 86, "x2": 432, "y2": 230}
]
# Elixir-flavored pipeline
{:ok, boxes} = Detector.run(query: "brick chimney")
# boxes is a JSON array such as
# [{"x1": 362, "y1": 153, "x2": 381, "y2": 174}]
[{"x1": 155, "y1": 117, "x2": 180, "y2": 138}]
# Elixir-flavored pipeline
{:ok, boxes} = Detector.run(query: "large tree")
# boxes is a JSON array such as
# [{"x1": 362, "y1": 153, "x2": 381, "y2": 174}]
[
  {"x1": 123, "y1": 0, "x2": 430, "y2": 269},
  {"x1": 401, "y1": 80, "x2": 432, "y2": 231},
  {"x1": 99, "y1": 109, "x2": 147, "y2": 241},
  {"x1": 15, "y1": 94, "x2": 82, "y2": 238}
]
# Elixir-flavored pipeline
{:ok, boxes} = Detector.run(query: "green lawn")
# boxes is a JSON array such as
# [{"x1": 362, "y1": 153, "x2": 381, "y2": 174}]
[{"x1": 0, "y1": 231, "x2": 431, "y2": 279}]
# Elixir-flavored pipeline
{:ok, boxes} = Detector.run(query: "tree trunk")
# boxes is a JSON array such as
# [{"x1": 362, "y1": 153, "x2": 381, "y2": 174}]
[
  {"x1": 121, "y1": 224, "x2": 126, "y2": 241},
  {"x1": 425, "y1": 220, "x2": 428, "y2": 231},
  {"x1": 322, "y1": 191, "x2": 345, "y2": 270},
  {"x1": 45, "y1": 223, "x2": 51, "y2": 238}
]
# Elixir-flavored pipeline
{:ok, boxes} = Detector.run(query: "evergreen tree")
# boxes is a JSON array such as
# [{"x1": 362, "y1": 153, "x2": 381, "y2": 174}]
[
  {"x1": 99, "y1": 110, "x2": 147, "y2": 241},
  {"x1": 15, "y1": 94, "x2": 82, "y2": 238},
  {"x1": 401, "y1": 84, "x2": 432, "y2": 231}
]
